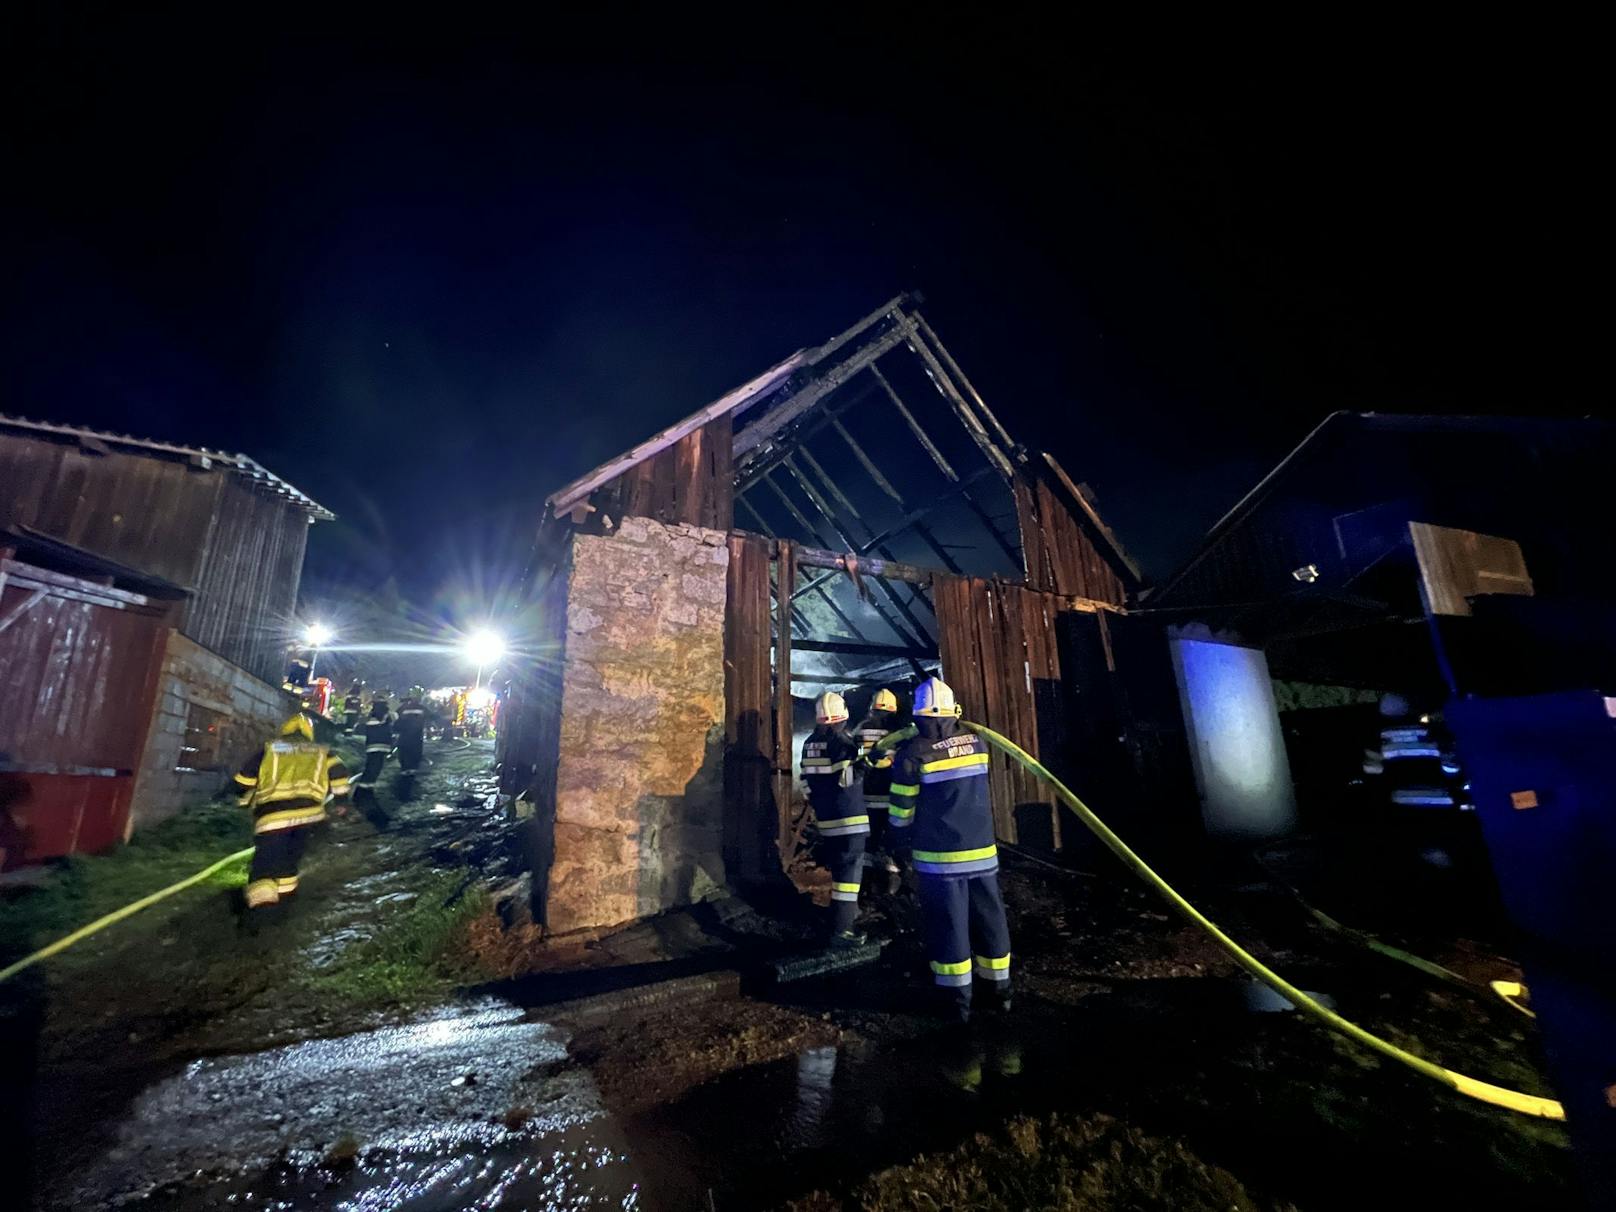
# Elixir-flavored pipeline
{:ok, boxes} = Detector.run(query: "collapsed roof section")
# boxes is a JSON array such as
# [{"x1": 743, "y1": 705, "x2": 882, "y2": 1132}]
[{"x1": 544, "y1": 294, "x2": 1141, "y2": 693}]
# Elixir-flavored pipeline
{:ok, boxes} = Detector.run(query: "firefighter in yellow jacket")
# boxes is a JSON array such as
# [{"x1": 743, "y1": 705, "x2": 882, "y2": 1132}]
[{"x1": 233, "y1": 714, "x2": 351, "y2": 922}]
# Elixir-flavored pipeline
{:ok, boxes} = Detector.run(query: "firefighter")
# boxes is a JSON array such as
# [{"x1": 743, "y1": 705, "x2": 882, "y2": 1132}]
[
  {"x1": 232, "y1": 714, "x2": 350, "y2": 922},
  {"x1": 1363, "y1": 692, "x2": 1480, "y2": 875},
  {"x1": 342, "y1": 681, "x2": 364, "y2": 733},
  {"x1": 853, "y1": 687, "x2": 903, "y2": 875},
  {"x1": 1362, "y1": 692, "x2": 1465, "y2": 809},
  {"x1": 889, "y1": 676, "x2": 1011, "y2": 1023},
  {"x1": 801, "y1": 690, "x2": 868, "y2": 947},
  {"x1": 354, "y1": 699, "x2": 394, "y2": 800},
  {"x1": 396, "y1": 685, "x2": 428, "y2": 775}
]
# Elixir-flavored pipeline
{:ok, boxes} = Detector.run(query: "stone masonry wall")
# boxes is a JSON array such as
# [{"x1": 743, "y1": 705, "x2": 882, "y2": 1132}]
[
  {"x1": 130, "y1": 632, "x2": 297, "y2": 832},
  {"x1": 547, "y1": 516, "x2": 729, "y2": 933}
]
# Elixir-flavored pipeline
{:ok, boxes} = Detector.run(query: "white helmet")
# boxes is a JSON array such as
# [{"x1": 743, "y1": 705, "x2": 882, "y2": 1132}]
[
  {"x1": 912, "y1": 676, "x2": 958, "y2": 718},
  {"x1": 815, "y1": 691, "x2": 848, "y2": 724}
]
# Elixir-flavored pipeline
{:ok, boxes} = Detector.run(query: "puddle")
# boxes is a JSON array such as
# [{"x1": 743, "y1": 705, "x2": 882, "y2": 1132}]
[
  {"x1": 71, "y1": 1000, "x2": 634, "y2": 1209},
  {"x1": 71, "y1": 972, "x2": 1363, "y2": 1210},
  {"x1": 91, "y1": 1001, "x2": 1040, "y2": 1211},
  {"x1": 302, "y1": 925, "x2": 375, "y2": 969},
  {"x1": 1098, "y1": 974, "x2": 1340, "y2": 1019},
  {"x1": 1242, "y1": 980, "x2": 1336, "y2": 1013},
  {"x1": 625, "y1": 1032, "x2": 1038, "y2": 1209}
]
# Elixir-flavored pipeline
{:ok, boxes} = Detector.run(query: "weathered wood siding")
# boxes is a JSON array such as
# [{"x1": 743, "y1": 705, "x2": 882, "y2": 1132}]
[
  {"x1": 0, "y1": 432, "x2": 313, "y2": 683},
  {"x1": 722, "y1": 531, "x2": 778, "y2": 883},
  {"x1": 591, "y1": 416, "x2": 734, "y2": 530},
  {"x1": 1012, "y1": 463, "x2": 1130, "y2": 605},
  {"x1": 933, "y1": 573, "x2": 1072, "y2": 849},
  {"x1": 0, "y1": 435, "x2": 216, "y2": 586},
  {"x1": 182, "y1": 477, "x2": 309, "y2": 684}
]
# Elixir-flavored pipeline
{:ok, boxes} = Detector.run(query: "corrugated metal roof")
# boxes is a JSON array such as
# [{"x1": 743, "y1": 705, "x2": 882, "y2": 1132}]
[{"x1": 0, "y1": 412, "x2": 335, "y2": 521}]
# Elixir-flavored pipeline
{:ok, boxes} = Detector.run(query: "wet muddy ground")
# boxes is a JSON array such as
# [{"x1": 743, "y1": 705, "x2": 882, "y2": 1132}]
[{"x1": 1, "y1": 750, "x2": 1579, "y2": 1209}]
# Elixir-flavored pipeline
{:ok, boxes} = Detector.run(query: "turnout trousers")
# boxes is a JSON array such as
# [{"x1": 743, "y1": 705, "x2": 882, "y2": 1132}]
[
  {"x1": 917, "y1": 872, "x2": 1012, "y2": 1021},
  {"x1": 820, "y1": 833, "x2": 867, "y2": 935},
  {"x1": 396, "y1": 732, "x2": 424, "y2": 774},
  {"x1": 246, "y1": 826, "x2": 311, "y2": 911},
  {"x1": 356, "y1": 749, "x2": 388, "y2": 793},
  {"x1": 863, "y1": 796, "x2": 890, "y2": 854}
]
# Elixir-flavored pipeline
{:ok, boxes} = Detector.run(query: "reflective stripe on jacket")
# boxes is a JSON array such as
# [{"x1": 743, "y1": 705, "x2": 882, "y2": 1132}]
[
  {"x1": 801, "y1": 725, "x2": 868, "y2": 836},
  {"x1": 889, "y1": 724, "x2": 996, "y2": 876},
  {"x1": 854, "y1": 714, "x2": 898, "y2": 801},
  {"x1": 234, "y1": 740, "x2": 350, "y2": 833}
]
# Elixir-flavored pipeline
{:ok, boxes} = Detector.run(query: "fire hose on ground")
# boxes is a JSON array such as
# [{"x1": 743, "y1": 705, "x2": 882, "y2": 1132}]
[
  {"x1": 0, "y1": 727, "x2": 1566, "y2": 1121},
  {"x1": 0, "y1": 847, "x2": 254, "y2": 985},
  {"x1": 1250, "y1": 849, "x2": 1538, "y2": 1020},
  {"x1": 958, "y1": 720, "x2": 1564, "y2": 1122}
]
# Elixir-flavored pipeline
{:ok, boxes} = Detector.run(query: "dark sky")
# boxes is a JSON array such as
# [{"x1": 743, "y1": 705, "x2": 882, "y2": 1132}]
[{"x1": 4, "y1": 13, "x2": 1605, "y2": 626}]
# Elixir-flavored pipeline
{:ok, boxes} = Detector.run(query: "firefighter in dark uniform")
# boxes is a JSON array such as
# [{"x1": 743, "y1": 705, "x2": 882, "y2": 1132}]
[
  {"x1": 801, "y1": 691, "x2": 868, "y2": 947},
  {"x1": 342, "y1": 682, "x2": 365, "y2": 733},
  {"x1": 1362, "y1": 692, "x2": 1467, "y2": 810},
  {"x1": 354, "y1": 699, "x2": 394, "y2": 801},
  {"x1": 233, "y1": 714, "x2": 350, "y2": 921},
  {"x1": 853, "y1": 687, "x2": 903, "y2": 875},
  {"x1": 395, "y1": 686, "x2": 428, "y2": 775},
  {"x1": 889, "y1": 676, "x2": 1012, "y2": 1023}
]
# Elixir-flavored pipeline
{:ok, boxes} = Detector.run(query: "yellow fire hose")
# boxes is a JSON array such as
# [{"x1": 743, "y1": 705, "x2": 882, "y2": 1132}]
[
  {"x1": 0, "y1": 847, "x2": 253, "y2": 985},
  {"x1": 0, "y1": 727, "x2": 1560, "y2": 1121},
  {"x1": 1252, "y1": 855, "x2": 1539, "y2": 1021},
  {"x1": 958, "y1": 721, "x2": 1564, "y2": 1121}
]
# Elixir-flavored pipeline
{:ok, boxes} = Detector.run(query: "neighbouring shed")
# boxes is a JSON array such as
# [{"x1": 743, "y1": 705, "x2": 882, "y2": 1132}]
[
  {"x1": 0, "y1": 414, "x2": 333, "y2": 685},
  {"x1": 499, "y1": 295, "x2": 1151, "y2": 934},
  {"x1": 0, "y1": 417, "x2": 330, "y2": 866}
]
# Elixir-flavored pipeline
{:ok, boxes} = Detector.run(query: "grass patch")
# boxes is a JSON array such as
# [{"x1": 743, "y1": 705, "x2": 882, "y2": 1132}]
[
  {"x1": 0, "y1": 796, "x2": 253, "y2": 963},
  {"x1": 789, "y1": 1112, "x2": 1296, "y2": 1212},
  {"x1": 297, "y1": 870, "x2": 491, "y2": 1008}
]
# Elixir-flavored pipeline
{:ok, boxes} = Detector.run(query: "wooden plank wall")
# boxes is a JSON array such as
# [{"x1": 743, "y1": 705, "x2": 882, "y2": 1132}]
[
  {"x1": 1012, "y1": 465, "x2": 1129, "y2": 605},
  {"x1": 772, "y1": 540, "x2": 798, "y2": 867},
  {"x1": 594, "y1": 416, "x2": 734, "y2": 530},
  {"x1": 722, "y1": 532, "x2": 777, "y2": 883},
  {"x1": 0, "y1": 435, "x2": 217, "y2": 587},
  {"x1": 933, "y1": 573, "x2": 1068, "y2": 849},
  {"x1": 183, "y1": 477, "x2": 309, "y2": 683},
  {"x1": 0, "y1": 433, "x2": 313, "y2": 684}
]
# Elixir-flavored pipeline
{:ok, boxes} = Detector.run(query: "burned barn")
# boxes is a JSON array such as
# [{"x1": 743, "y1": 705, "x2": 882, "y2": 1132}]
[
  {"x1": 498, "y1": 296, "x2": 1159, "y2": 934},
  {"x1": 0, "y1": 415, "x2": 331, "y2": 865}
]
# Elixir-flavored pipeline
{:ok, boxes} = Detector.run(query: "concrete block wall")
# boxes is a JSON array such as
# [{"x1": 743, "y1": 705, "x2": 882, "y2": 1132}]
[
  {"x1": 547, "y1": 516, "x2": 729, "y2": 932},
  {"x1": 130, "y1": 632, "x2": 297, "y2": 831}
]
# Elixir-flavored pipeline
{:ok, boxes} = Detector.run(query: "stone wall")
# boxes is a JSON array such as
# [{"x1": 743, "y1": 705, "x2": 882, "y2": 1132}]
[
  {"x1": 130, "y1": 632, "x2": 297, "y2": 831},
  {"x1": 547, "y1": 516, "x2": 729, "y2": 933}
]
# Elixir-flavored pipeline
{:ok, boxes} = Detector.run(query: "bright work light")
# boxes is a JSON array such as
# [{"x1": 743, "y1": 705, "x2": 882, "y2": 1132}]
[
  {"x1": 304, "y1": 622, "x2": 333, "y2": 647},
  {"x1": 462, "y1": 629, "x2": 506, "y2": 666}
]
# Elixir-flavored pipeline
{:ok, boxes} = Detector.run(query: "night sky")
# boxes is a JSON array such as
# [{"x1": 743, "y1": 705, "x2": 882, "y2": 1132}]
[{"x1": 5, "y1": 14, "x2": 1605, "y2": 630}]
